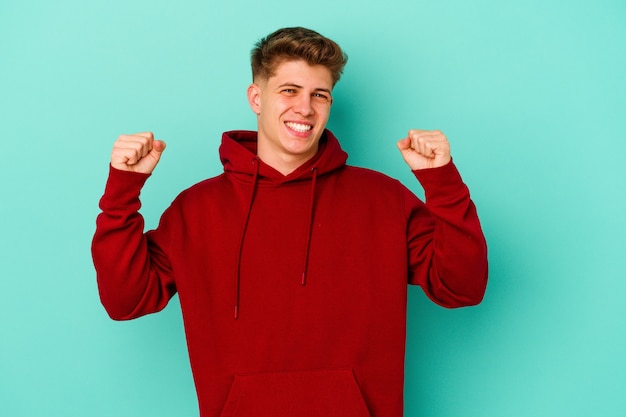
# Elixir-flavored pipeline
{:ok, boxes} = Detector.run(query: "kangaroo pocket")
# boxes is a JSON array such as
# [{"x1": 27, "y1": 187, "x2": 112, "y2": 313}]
[{"x1": 219, "y1": 369, "x2": 372, "y2": 417}]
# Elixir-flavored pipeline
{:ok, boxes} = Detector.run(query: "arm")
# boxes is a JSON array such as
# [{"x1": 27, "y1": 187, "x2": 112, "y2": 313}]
[
  {"x1": 91, "y1": 133, "x2": 176, "y2": 320},
  {"x1": 398, "y1": 130, "x2": 488, "y2": 307}
]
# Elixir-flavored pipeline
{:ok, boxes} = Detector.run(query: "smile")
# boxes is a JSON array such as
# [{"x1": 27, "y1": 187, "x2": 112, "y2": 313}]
[{"x1": 285, "y1": 122, "x2": 313, "y2": 133}]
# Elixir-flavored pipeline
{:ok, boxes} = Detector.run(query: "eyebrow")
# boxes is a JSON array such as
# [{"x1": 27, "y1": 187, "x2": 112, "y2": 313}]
[{"x1": 277, "y1": 83, "x2": 332, "y2": 94}]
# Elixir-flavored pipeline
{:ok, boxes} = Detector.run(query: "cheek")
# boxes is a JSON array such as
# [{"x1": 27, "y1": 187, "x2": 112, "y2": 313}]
[
  {"x1": 267, "y1": 99, "x2": 290, "y2": 116},
  {"x1": 314, "y1": 104, "x2": 331, "y2": 120}
]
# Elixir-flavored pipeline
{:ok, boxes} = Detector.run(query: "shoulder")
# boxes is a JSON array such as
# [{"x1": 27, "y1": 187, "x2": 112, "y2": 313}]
[
  {"x1": 169, "y1": 173, "x2": 230, "y2": 206},
  {"x1": 339, "y1": 165, "x2": 425, "y2": 208},
  {"x1": 342, "y1": 165, "x2": 399, "y2": 182},
  {"x1": 338, "y1": 165, "x2": 406, "y2": 190},
  {"x1": 328, "y1": 165, "x2": 419, "y2": 207}
]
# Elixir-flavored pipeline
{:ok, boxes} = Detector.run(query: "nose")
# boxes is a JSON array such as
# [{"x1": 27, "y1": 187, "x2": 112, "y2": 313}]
[{"x1": 294, "y1": 94, "x2": 314, "y2": 116}]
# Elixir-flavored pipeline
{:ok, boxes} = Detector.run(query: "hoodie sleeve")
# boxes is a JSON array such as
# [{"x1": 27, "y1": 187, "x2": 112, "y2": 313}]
[
  {"x1": 91, "y1": 165, "x2": 177, "y2": 320},
  {"x1": 406, "y1": 161, "x2": 488, "y2": 307}
]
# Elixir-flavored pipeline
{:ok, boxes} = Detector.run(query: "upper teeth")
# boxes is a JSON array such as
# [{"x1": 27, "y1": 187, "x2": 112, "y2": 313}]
[{"x1": 286, "y1": 122, "x2": 312, "y2": 132}]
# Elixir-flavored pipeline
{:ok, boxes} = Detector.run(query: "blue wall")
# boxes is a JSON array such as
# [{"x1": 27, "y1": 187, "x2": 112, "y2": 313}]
[{"x1": 1, "y1": 0, "x2": 625, "y2": 416}]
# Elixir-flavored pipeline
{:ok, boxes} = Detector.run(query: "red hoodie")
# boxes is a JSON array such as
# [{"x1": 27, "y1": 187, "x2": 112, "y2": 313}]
[{"x1": 92, "y1": 129, "x2": 487, "y2": 417}]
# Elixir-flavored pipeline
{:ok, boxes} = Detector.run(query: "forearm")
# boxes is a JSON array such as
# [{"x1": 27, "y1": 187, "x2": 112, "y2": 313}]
[
  {"x1": 410, "y1": 161, "x2": 488, "y2": 307},
  {"x1": 91, "y1": 166, "x2": 175, "y2": 320}
]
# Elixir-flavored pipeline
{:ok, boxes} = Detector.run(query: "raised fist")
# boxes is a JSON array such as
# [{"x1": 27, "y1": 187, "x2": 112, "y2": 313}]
[
  {"x1": 110, "y1": 132, "x2": 166, "y2": 174},
  {"x1": 397, "y1": 129, "x2": 451, "y2": 171}
]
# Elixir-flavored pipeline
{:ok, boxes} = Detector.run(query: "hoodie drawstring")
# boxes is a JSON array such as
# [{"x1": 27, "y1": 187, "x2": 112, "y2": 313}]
[
  {"x1": 301, "y1": 167, "x2": 319, "y2": 286},
  {"x1": 234, "y1": 162, "x2": 319, "y2": 319},
  {"x1": 234, "y1": 157, "x2": 259, "y2": 320}
]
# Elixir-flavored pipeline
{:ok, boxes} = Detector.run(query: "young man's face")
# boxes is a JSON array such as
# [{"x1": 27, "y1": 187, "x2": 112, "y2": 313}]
[{"x1": 247, "y1": 60, "x2": 334, "y2": 174}]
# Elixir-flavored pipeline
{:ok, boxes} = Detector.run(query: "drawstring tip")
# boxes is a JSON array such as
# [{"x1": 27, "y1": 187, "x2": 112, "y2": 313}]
[
  {"x1": 234, "y1": 305, "x2": 239, "y2": 320},
  {"x1": 301, "y1": 272, "x2": 306, "y2": 286}
]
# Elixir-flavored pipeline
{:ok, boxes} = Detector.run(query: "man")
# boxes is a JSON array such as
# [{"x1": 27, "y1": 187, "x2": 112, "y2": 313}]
[{"x1": 92, "y1": 27, "x2": 487, "y2": 417}]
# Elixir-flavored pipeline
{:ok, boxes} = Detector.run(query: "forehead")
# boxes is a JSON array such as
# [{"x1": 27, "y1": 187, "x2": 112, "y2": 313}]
[{"x1": 266, "y1": 60, "x2": 333, "y2": 88}]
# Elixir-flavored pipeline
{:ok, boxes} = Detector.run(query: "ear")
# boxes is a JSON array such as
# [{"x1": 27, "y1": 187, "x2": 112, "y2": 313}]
[{"x1": 247, "y1": 83, "x2": 261, "y2": 114}]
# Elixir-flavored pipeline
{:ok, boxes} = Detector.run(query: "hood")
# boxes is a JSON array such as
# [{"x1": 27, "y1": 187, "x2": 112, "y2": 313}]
[
  {"x1": 219, "y1": 129, "x2": 348, "y2": 183},
  {"x1": 218, "y1": 129, "x2": 348, "y2": 319}
]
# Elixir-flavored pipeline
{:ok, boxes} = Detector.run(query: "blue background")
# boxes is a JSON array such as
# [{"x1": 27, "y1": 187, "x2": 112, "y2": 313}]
[{"x1": 1, "y1": 0, "x2": 625, "y2": 415}]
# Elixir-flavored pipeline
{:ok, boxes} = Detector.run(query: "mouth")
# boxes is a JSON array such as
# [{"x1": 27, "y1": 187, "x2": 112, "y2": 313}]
[{"x1": 285, "y1": 121, "x2": 313, "y2": 133}]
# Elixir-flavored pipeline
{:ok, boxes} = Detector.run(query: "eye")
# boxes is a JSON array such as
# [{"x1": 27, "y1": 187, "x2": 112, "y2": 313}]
[
  {"x1": 281, "y1": 88, "x2": 297, "y2": 95},
  {"x1": 312, "y1": 93, "x2": 331, "y2": 102}
]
